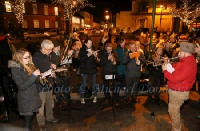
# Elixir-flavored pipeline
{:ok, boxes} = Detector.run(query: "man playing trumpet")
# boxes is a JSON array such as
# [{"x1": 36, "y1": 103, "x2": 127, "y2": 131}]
[
  {"x1": 33, "y1": 40, "x2": 59, "y2": 130},
  {"x1": 162, "y1": 42, "x2": 197, "y2": 131}
]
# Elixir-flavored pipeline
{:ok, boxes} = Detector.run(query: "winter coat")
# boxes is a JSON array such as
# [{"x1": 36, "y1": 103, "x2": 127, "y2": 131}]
[
  {"x1": 32, "y1": 51, "x2": 53, "y2": 92},
  {"x1": 78, "y1": 45, "x2": 97, "y2": 75},
  {"x1": 146, "y1": 55, "x2": 163, "y2": 78},
  {"x1": 122, "y1": 51, "x2": 146, "y2": 78},
  {"x1": 8, "y1": 60, "x2": 41, "y2": 113},
  {"x1": 164, "y1": 55, "x2": 197, "y2": 91},
  {"x1": 99, "y1": 50, "x2": 120, "y2": 79},
  {"x1": 116, "y1": 46, "x2": 128, "y2": 75}
]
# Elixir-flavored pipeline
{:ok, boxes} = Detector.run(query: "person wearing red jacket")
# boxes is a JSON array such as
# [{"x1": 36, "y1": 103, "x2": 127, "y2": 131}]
[{"x1": 162, "y1": 42, "x2": 197, "y2": 131}]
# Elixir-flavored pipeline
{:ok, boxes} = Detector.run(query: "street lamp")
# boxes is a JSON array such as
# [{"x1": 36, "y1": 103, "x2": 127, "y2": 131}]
[
  {"x1": 160, "y1": 5, "x2": 163, "y2": 30},
  {"x1": 105, "y1": 15, "x2": 109, "y2": 21}
]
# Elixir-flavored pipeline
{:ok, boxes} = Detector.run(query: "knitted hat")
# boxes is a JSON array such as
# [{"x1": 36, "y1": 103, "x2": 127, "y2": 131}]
[
  {"x1": 180, "y1": 42, "x2": 195, "y2": 53},
  {"x1": 52, "y1": 40, "x2": 61, "y2": 47}
]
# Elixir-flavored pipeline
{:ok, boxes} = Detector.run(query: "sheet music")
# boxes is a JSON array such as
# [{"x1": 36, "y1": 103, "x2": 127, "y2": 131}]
[
  {"x1": 166, "y1": 63, "x2": 175, "y2": 74},
  {"x1": 42, "y1": 69, "x2": 52, "y2": 78},
  {"x1": 55, "y1": 68, "x2": 68, "y2": 72}
]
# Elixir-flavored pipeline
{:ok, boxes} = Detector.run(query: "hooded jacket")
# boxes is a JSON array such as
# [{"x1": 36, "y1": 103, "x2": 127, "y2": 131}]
[
  {"x1": 8, "y1": 60, "x2": 41, "y2": 113},
  {"x1": 164, "y1": 55, "x2": 197, "y2": 91}
]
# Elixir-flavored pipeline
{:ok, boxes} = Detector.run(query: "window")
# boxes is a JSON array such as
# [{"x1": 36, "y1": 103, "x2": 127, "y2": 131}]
[
  {"x1": 5, "y1": 1, "x2": 12, "y2": 12},
  {"x1": 44, "y1": 5, "x2": 48, "y2": 15},
  {"x1": 22, "y1": 4, "x2": 25, "y2": 13},
  {"x1": 54, "y1": 7, "x2": 58, "y2": 16},
  {"x1": 45, "y1": 20, "x2": 50, "y2": 28},
  {"x1": 32, "y1": 4, "x2": 38, "y2": 14},
  {"x1": 138, "y1": 1, "x2": 148, "y2": 13},
  {"x1": 55, "y1": 21, "x2": 58, "y2": 28},
  {"x1": 33, "y1": 20, "x2": 39, "y2": 28},
  {"x1": 22, "y1": 19, "x2": 27, "y2": 28}
]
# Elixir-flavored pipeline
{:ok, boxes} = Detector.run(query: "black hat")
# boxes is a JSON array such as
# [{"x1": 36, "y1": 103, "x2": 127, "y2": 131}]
[{"x1": 52, "y1": 40, "x2": 61, "y2": 47}]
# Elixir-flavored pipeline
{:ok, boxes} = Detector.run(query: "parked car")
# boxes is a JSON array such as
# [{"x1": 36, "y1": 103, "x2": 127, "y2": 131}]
[
  {"x1": 44, "y1": 29, "x2": 58, "y2": 37},
  {"x1": 24, "y1": 31, "x2": 46, "y2": 40}
]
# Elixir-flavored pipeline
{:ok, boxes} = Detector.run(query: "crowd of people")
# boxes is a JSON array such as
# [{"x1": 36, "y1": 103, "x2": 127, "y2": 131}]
[{"x1": 1, "y1": 28, "x2": 200, "y2": 131}]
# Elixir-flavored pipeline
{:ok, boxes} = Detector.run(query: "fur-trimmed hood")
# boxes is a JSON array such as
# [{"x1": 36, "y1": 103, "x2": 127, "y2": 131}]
[{"x1": 8, "y1": 60, "x2": 21, "y2": 68}]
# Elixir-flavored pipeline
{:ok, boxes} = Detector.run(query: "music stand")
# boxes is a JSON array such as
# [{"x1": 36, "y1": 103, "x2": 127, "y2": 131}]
[{"x1": 100, "y1": 72, "x2": 123, "y2": 121}]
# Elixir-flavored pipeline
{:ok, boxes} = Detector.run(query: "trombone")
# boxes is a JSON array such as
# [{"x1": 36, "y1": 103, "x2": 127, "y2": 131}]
[{"x1": 146, "y1": 56, "x2": 179, "y2": 67}]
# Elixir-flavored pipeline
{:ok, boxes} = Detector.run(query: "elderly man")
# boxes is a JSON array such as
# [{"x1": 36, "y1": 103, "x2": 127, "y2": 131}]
[
  {"x1": 162, "y1": 42, "x2": 197, "y2": 131},
  {"x1": 33, "y1": 40, "x2": 59, "y2": 130},
  {"x1": 122, "y1": 42, "x2": 146, "y2": 104}
]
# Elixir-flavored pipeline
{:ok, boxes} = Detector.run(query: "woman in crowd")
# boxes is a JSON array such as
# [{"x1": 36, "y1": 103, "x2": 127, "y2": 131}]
[
  {"x1": 146, "y1": 45, "x2": 164, "y2": 101},
  {"x1": 100, "y1": 43, "x2": 120, "y2": 104},
  {"x1": 78, "y1": 37, "x2": 99, "y2": 104},
  {"x1": 98, "y1": 30, "x2": 111, "y2": 51},
  {"x1": 8, "y1": 48, "x2": 41, "y2": 130},
  {"x1": 115, "y1": 38, "x2": 127, "y2": 98}
]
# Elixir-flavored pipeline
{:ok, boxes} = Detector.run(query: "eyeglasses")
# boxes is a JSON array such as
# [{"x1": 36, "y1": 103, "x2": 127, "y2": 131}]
[
  {"x1": 45, "y1": 48, "x2": 52, "y2": 52},
  {"x1": 23, "y1": 56, "x2": 30, "y2": 59}
]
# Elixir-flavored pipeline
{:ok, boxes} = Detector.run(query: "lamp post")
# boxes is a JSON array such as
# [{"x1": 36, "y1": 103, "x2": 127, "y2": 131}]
[
  {"x1": 105, "y1": 15, "x2": 109, "y2": 29},
  {"x1": 160, "y1": 5, "x2": 163, "y2": 31},
  {"x1": 149, "y1": 0, "x2": 157, "y2": 59}
]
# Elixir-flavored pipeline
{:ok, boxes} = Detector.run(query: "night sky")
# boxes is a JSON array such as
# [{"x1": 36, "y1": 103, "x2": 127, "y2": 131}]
[
  {"x1": 80, "y1": 0, "x2": 132, "y2": 21},
  {"x1": 38, "y1": 0, "x2": 132, "y2": 21}
]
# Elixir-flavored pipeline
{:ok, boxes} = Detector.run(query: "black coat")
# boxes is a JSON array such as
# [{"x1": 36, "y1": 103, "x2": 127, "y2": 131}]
[
  {"x1": 8, "y1": 60, "x2": 41, "y2": 113},
  {"x1": 99, "y1": 50, "x2": 120, "y2": 79},
  {"x1": 32, "y1": 51, "x2": 53, "y2": 92},
  {"x1": 122, "y1": 51, "x2": 146, "y2": 78},
  {"x1": 78, "y1": 46, "x2": 97, "y2": 75},
  {"x1": 0, "y1": 36, "x2": 12, "y2": 70}
]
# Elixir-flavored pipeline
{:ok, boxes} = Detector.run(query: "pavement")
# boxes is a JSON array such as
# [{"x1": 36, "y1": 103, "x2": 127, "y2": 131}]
[
  {"x1": 3, "y1": 36, "x2": 200, "y2": 130},
  {"x1": 1, "y1": 69, "x2": 200, "y2": 131}
]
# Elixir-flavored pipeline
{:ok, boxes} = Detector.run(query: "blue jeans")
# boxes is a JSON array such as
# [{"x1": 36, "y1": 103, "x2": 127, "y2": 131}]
[{"x1": 80, "y1": 74, "x2": 97, "y2": 98}]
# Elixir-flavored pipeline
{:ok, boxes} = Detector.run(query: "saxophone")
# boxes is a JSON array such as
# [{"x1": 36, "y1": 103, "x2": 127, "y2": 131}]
[{"x1": 28, "y1": 64, "x2": 49, "y2": 85}]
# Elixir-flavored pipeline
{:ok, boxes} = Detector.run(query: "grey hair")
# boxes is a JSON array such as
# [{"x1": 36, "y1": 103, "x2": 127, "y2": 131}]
[{"x1": 41, "y1": 39, "x2": 54, "y2": 49}]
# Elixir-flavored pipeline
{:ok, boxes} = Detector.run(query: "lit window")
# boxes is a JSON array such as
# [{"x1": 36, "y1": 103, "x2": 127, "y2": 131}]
[
  {"x1": 22, "y1": 19, "x2": 27, "y2": 28},
  {"x1": 22, "y1": 4, "x2": 25, "y2": 13},
  {"x1": 55, "y1": 21, "x2": 58, "y2": 28},
  {"x1": 54, "y1": 7, "x2": 58, "y2": 16},
  {"x1": 33, "y1": 20, "x2": 39, "y2": 28},
  {"x1": 45, "y1": 20, "x2": 50, "y2": 28},
  {"x1": 44, "y1": 5, "x2": 48, "y2": 15},
  {"x1": 32, "y1": 4, "x2": 38, "y2": 14},
  {"x1": 5, "y1": 1, "x2": 12, "y2": 12}
]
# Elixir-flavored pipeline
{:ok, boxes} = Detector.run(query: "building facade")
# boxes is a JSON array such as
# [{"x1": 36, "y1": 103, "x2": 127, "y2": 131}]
[
  {"x1": 0, "y1": 1, "x2": 65, "y2": 33},
  {"x1": 116, "y1": 0, "x2": 183, "y2": 33}
]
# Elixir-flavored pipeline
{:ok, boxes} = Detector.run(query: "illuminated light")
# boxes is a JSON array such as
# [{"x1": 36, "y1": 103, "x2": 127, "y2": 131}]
[
  {"x1": 169, "y1": 0, "x2": 200, "y2": 25},
  {"x1": 5, "y1": 0, "x2": 36, "y2": 23},
  {"x1": 52, "y1": 0, "x2": 94, "y2": 21}
]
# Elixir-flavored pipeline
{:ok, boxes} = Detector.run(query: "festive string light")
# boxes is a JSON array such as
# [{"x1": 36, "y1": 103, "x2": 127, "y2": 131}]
[
  {"x1": 52, "y1": 0, "x2": 94, "y2": 21},
  {"x1": 6, "y1": 0, "x2": 36, "y2": 23},
  {"x1": 169, "y1": 0, "x2": 200, "y2": 25}
]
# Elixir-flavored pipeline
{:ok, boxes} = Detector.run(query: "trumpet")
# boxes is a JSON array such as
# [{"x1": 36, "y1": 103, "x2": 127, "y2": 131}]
[
  {"x1": 28, "y1": 64, "x2": 49, "y2": 85},
  {"x1": 146, "y1": 56, "x2": 179, "y2": 67}
]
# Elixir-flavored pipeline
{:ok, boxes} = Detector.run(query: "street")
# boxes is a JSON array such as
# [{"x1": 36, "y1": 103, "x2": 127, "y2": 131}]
[{"x1": 1, "y1": 35, "x2": 199, "y2": 130}]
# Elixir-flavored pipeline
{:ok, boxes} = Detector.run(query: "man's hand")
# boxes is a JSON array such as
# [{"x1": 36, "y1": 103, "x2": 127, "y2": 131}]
[{"x1": 51, "y1": 64, "x2": 56, "y2": 70}]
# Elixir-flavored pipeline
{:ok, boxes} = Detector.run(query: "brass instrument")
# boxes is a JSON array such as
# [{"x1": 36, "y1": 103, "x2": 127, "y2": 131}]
[
  {"x1": 56, "y1": 39, "x2": 71, "y2": 77},
  {"x1": 146, "y1": 56, "x2": 179, "y2": 67},
  {"x1": 28, "y1": 64, "x2": 49, "y2": 85}
]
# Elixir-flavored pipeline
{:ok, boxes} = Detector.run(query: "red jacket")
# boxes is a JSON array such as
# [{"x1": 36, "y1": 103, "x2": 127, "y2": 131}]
[{"x1": 164, "y1": 55, "x2": 197, "y2": 91}]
